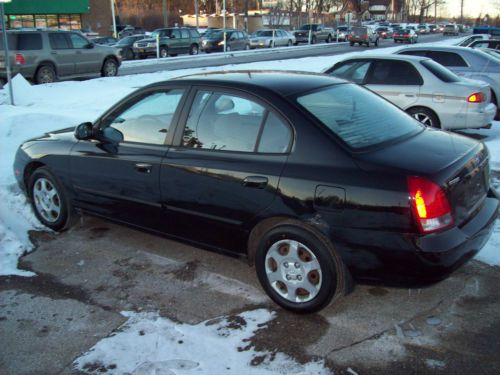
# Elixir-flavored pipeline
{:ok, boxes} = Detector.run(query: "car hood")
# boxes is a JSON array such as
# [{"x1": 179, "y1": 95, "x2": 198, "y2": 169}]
[
  {"x1": 354, "y1": 127, "x2": 480, "y2": 175},
  {"x1": 22, "y1": 127, "x2": 77, "y2": 148}
]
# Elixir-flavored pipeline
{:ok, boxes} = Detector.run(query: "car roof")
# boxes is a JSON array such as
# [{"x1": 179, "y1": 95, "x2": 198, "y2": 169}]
[
  {"x1": 397, "y1": 45, "x2": 474, "y2": 53},
  {"x1": 336, "y1": 54, "x2": 428, "y2": 63},
  {"x1": 168, "y1": 70, "x2": 346, "y2": 97}
]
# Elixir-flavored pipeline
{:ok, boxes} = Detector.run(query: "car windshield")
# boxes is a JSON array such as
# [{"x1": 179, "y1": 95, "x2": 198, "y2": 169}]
[
  {"x1": 253, "y1": 30, "x2": 273, "y2": 37},
  {"x1": 117, "y1": 36, "x2": 136, "y2": 45},
  {"x1": 296, "y1": 84, "x2": 422, "y2": 149},
  {"x1": 209, "y1": 31, "x2": 226, "y2": 39}
]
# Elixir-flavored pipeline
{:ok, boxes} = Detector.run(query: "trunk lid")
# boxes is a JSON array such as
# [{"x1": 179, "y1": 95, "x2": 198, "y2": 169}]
[{"x1": 355, "y1": 128, "x2": 490, "y2": 226}]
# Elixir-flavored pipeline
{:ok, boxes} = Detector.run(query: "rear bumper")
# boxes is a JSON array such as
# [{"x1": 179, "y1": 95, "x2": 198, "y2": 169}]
[
  {"x1": 440, "y1": 102, "x2": 496, "y2": 130},
  {"x1": 341, "y1": 190, "x2": 499, "y2": 285}
]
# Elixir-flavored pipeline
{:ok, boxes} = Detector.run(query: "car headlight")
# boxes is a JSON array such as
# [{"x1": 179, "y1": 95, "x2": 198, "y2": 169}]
[{"x1": 218, "y1": 41, "x2": 225, "y2": 46}]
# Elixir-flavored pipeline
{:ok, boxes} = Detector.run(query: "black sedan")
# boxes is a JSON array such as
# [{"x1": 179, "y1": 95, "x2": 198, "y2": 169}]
[{"x1": 14, "y1": 71, "x2": 499, "y2": 313}]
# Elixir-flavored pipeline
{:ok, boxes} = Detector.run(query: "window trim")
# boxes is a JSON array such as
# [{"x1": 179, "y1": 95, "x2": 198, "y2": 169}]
[
  {"x1": 172, "y1": 85, "x2": 294, "y2": 155},
  {"x1": 365, "y1": 59, "x2": 424, "y2": 86},
  {"x1": 94, "y1": 85, "x2": 190, "y2": 147}
]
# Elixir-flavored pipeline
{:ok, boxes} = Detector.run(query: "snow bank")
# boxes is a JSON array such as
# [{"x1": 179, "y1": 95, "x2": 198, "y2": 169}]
[{"x1": 74, "y1": 309, "x2": 330, "y2": 375}]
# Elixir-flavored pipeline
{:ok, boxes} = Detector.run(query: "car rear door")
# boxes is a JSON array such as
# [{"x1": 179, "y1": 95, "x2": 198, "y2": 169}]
[
  {"x1": 48, "y1": 33, "x2": 75, "y2": 76},
  {"x1": 364, "y1": 59, "x2": 421, "y2": 109},
  {"x1": 70, "y1": 87, "x2": 188, "y2": 230},
  {"x1": 159, "y1": 87, "x2": 292, "y2": 252},
  {"x1": 169, "y1": 29, "x2": 183, "y2": 53}
]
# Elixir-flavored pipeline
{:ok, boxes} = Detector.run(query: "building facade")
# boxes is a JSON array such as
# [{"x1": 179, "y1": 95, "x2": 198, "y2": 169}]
[{"x1": 2, "y1": 0, "x2": 113, "y2": 36}]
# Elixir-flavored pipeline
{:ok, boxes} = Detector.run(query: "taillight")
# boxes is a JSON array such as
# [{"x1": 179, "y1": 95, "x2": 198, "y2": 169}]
[
  {"x1": 407, "y1": 176, "x2": 453, "y2": 233},
  {"x1": 15, "y1": 53, "x2": 25, "y2": 65},
  {"x1": 403, "y1": 34, "x2": 410, "y2": 37},
  {"x1": 467, "y1": 92, "x2": 485, "y2": 103}
]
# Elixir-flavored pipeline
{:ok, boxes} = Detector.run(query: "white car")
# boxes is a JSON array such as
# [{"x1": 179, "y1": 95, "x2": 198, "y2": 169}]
[{"x1": 324, "y1": 55, "x2": 496, "y2": 130}]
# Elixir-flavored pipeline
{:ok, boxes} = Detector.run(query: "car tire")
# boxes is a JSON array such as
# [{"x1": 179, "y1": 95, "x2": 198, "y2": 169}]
[
  {"x1": 255, "y1": 223, "x2": 346, "y2": 313},
  {"x1": 160, "y1": 47, "x2": 168, "y2": 58},
  {"x1": 366, "y1": 41, "x2": 370, "y2": 47},
  {"x1": 35, "y1": 64, "x2": 56, "y2": 84},
  {"x1": 287, "y1": 40, "x2": 292, "y2": 47},
  {"x1": 269, "y1": 41, "x2": 275, "y2": 48},
  {"x1": 326, "y1": 35, "x2": 332, "y2": 43},
  {"x1": 101, "y1": 58, "x2": 118, "y2": 77},
  {"x1": 375, "y1": 39, "x2": 379, "y2": 46},
  {"x1": 29, "y1": 167, "x2": 74, "y2": 231},
  {"x1": 189, "y1": 44, "x2": 199, "y2": 55},
  {"x1": 407, "y1": 107, "x2": 440, "y2": 128},
  {"x1": 349, "y1": 42, "x2": 354, "y2": 46},
  {"x1": 244, "y1": 44, "x2": 250, "y2": 50}
]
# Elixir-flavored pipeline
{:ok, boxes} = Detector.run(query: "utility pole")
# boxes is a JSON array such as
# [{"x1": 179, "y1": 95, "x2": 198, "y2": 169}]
[
  {"x1": 434, "y1": 0, "x2": 437, "y2": 24},
  {"x1": 194, "y1": 0, "x2": 199, "y2": 30},
  {"x1": 162, "y1": 0, "x2": 168, "y2": 27},
  {"x1": 460, "y1": 0, "x2": 464, "y2": 24},
  {"x1": 0, "y1": 0, "x2": 14, "y2": 105},
  {"x1": 110, "y1": 0, "x2": 117, "y2": 38}
]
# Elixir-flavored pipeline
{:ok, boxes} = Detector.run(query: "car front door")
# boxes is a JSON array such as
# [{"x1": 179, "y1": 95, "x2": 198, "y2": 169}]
[
  {"x1": 364, "y1": 59, "x2": 421, "y2": 109},
  {"x1": 180, "y1": 29, "x2": 190, "y2": 53},
  {"x1": 70, "y1": 87, "x2": 187, "y2": 230},
  {"x1": 69, "y1": 32, "x2": 101, "y2": 74},
  {"x1": 160, "y1": 88, "x2": 292, "y2": 252},
  {"x1": 169, "y1": 29, "x2": 182, "y2": 53},
  {"x1": 48, "y1": 33, "x2": 75, "y2": 76}
]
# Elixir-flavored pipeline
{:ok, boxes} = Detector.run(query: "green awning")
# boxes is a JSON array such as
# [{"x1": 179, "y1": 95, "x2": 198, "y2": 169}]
[{"x1": 3, "y1": 0, "x2": 90, "y2": 14}]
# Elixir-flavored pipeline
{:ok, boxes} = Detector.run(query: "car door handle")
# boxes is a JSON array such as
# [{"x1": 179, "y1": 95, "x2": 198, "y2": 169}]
[
  {"x1": 51, "y1": 51, "x2": 57, "y2": 55},
  {"x1": 405, "y1": 94, "x2": 416, "y2": 97},
  {"x1": 134, "y1": 163, "x2": 152, "y2": 173},
  {"x1": 243, "y1": 176, "x2": 268, "y2": 189}
]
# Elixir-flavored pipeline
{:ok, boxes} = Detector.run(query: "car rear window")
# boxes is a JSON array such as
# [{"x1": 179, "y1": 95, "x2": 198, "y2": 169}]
[
  {"x1": 0, "y1": 33, "x2": 42, "y2": 50},
  {"x1": 421, "y1": 59, "x2": 461, "y2": 82},
  {"x1": 296, "y1": 84, "x2": 422, "y2": 150}
]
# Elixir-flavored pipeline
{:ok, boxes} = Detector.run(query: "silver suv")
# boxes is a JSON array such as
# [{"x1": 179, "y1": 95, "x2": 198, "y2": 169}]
[{"x1": 0, "y1": 30, "x2": 122, "y2": 84}]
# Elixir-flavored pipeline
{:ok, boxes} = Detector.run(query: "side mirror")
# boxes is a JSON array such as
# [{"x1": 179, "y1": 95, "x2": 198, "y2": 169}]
[
  {"x1": 85, "y1": 43, "x2": 94, "y2": 49},
  {"x1": 101, "y1": 127, "x2": 124, "y2": 144},
  {"x1": 74, "y1": 122, "x2": 94, "y2": 140}
]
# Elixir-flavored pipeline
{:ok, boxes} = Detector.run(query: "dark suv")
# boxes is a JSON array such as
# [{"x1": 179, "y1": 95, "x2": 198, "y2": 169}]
[
  {"x1": 0, "y1": 30, "x2": 121, "y2": 84},
  {"x1": 132, "y1": 27, "x2": 200, "y2": 58},
  {"x1": 348, "y1": 26, "x2": 379, "y2": 47},
  {"x1": 200, "y1": 29, "x2": 250, "y2": 52},
  {"x1": 293, "y1": 24, "x2": 333, "y2": 44}
]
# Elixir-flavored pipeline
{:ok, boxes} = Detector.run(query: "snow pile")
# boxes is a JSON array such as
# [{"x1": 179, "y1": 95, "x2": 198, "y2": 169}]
[{"x1": 74, "y1": 309, "x2": 330, "y2": 375}]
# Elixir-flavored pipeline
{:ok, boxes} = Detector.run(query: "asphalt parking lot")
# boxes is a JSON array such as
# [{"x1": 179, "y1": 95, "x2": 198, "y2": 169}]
[{"x1": 1, "y1": 215, "x2": 500, "y2": 375}]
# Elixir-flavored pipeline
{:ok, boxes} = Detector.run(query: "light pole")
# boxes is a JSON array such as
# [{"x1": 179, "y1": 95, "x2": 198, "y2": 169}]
[
  {"x1": 0, "y1": 0, "x2": 14, "y2": 105},
  {"x1": 223, "y1": 0, "x2": 226, "y2": 52},
  {"x1": 110, "y1": 0, "x2": 117, "y2": 38},
  {"x1": 194, "y1": 0, "x2": 199, "y2": 30}
]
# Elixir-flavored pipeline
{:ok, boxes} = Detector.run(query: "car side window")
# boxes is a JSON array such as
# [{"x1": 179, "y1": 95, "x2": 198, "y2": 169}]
[
  {"x1": 102, "y1": 89, "x2": 185, "y2": 145},
  {"x1": 181, "y1": 29, "x2": 190, "y2": 39},
  {"x1": 427, "y1": 51, "x2": 468, "y2": 67},
  {"x1": 69, "y1": 33, "x2": 89, "y2": 49},
  {"x1": 329, "y1": 61, "x2": 371, "y2": 84},
  {"x1": 171, "y1": 30, "x2": 181, "y2": 39},
  {"x1": 182, "y1": 91, "x2": 266, "y2": 152},
  {"x1": 366, "y1": 60, "x2": 423, "y2": 85},
  {"x1": 49, "y1": 33, "x2": 71, "y2": 49},
  {"x1": 258, "y1": 112, "x2": 291, "y2": 153},
  {"x1": 399, "y1": 50, "x2": 427, "y2": 57},
  {"x1": 189, "y1": 29, "x2": 200, "y2": 38}
]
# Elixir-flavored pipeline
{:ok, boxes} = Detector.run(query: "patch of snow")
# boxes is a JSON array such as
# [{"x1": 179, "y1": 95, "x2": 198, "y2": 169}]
[{"x1": 74, "y1": 308, "x2": 330, "y2": 375}]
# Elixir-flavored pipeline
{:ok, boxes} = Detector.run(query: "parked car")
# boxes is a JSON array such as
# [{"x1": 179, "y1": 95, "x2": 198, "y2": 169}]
[
  {"x1": 249, "y1": 29, "x2": 295, "y2": 48},
  {"x1": 200, "y1": 29, "x2": 250, "y2": 52},
  {"x1": 325, "y1": 55, "x2": 496, "y2": 129},
  {"x1": 393, "y1": 28, "x2": 418, "y2": 43},
  {"x1": 428, "y1": 24, "x2": 438, "y2": 33},
  {"x1": 293, "y1": 24, "x2": 334, "y2": 44},
  {"x1": 375, "y1": 26, "x2": 393, "y2": 39},
  {"x1": 90, "y1": 36, "x2": 118, "y2": 46},
  {"x1": 469, "y1": 39, "x2": 500, "y2": 50},
  {"x1": 444, "y1": 24, "x2": 459, "y2": 36},
  {"x1": 0, "y1": 29, "x2": 121, "y2": 84},
  {"x1": 348, "y1": 26, "x2": 379, "y2": 47},
  {"x1": 132, "y1": 27, "x2": 200, "y2": 58},
  {"x1": 397, "y1": 46, "x2": 500, "y2": 118},
  {"x1": 112, "y1": 34, "x2": 148, "y2": 60},
  {"x1": 335, "y1": 25, "x2": 350, "y2": 42},
  {"x1": 417, "y1": 24, "x2": 430, "y2": 34},
  {"x1": 457, "y1": 34, "x2": 491, "y2": 46},
  {"x1": 118, "y1": 26, "x2": 147, "y2": 39},
  {"x1": 14, "y1": 71, "x2": 499, "y2": 313}
]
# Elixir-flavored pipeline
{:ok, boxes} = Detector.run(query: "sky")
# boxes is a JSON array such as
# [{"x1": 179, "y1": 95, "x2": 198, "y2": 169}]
[{"x1": 446, "y1": 0, "x2": 500, "y2": 18}]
